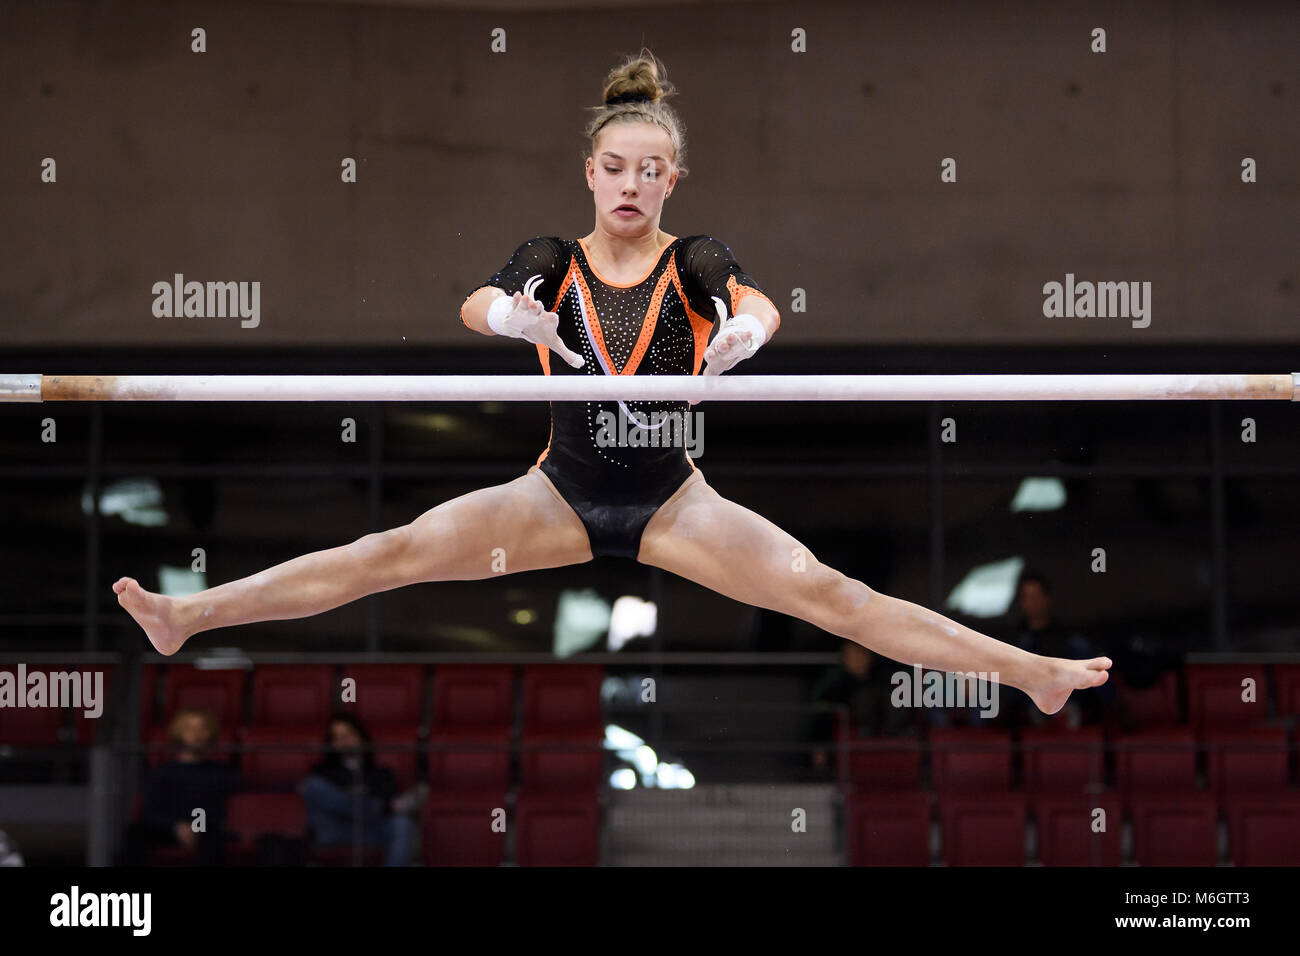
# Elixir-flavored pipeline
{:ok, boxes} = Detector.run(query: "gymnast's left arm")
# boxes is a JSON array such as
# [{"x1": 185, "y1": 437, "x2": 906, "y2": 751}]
[{"x1": 681, "y1": 235, "x2": 782, "y2": 380}]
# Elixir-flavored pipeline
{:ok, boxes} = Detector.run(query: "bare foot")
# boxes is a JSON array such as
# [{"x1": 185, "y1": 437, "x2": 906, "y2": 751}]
[
  {"x1": 112, "y1": 577, "x2": 189, "y2": 656},
  {"x1": 1029, "y1": 656, "x2": 1112, "y2": 715}
]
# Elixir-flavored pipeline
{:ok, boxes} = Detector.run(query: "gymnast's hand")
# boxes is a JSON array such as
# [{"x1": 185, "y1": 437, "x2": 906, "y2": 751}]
[
  {"x1": 692, "y1": 296, "x2": 767, "y2": 404},
  {"x1": 485, "y1": 275, "x2": 585, "y2": 369}
]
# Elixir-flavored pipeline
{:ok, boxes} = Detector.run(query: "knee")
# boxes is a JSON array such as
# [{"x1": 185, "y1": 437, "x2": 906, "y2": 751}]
[
  {"x1": 803, "y1": 563, "x2": 876, "y2": 633},
  {"x1": 351, "y1": 526, "x2": 414, "y2": 575}
]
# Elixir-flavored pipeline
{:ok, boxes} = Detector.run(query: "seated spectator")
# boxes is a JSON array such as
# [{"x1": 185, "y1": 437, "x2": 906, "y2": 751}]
[
  {"x1": 121, "y1": 708, "x2": 240, "y2": 865},
  {"x1": 1000, "y1": 570, "x2": 1113, "y2": 728},
  {"x1": 299, "y1": 714, "x2": 422, "y2": 867},
  {"x1": 809, "y1": 643, "x2": 917, "y2": 771}
]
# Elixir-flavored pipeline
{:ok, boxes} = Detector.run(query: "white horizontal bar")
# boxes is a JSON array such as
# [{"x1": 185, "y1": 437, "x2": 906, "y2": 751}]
[{"x1": 6, "y1": 373, "x2": 1299, "y2": 403}]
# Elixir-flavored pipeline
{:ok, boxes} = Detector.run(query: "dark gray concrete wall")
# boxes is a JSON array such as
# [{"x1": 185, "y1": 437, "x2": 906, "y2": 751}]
[{"x1": 2, "y1": 0, "x2": 1295, "y2": 347}]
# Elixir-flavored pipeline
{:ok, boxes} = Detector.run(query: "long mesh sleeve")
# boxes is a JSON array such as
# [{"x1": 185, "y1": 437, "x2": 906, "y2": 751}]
[
  {"x1": 677, "y1": 235, "x2": 779, "y2": 325},
  {"x1": 461, "y1": 236, "x2": 568, "y2": 326}
]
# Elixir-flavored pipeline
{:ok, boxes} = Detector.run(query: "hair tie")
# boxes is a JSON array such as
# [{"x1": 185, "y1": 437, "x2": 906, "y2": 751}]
[{"x1": 606, "y1": 91, "x2": 652, "y2": 106}]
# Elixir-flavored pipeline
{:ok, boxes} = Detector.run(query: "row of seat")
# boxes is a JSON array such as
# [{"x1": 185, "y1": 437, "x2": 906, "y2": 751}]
[
  {"x1": 139, "y1": 722, "x2": 603, "y2": 791},
  {"x1": 845, "y1": 791, "x2": 1300, "y2": 866},
  {"x1": 139, "y1": 662, "x2": 1300, "y2": 731},
  {"x1": 0, "y1": 662, "x2": 605, "y2": 747},
  {"x1": 131, "y1": 664, "x2": 609, "y2": 863},
  {"x1": 184, "y1": 787, "x2": 1300, "y2": 866},
  {"x1": 137, "y1": 662, "x2": 603, "y2": 733},
  {"x1": 150, "y1": 789, "x2": 601, "y2": 867},
  {"x1": 837, "y1": 724, "x2": 1300, "y2": 799},
  {"x1": 6, "y1": 660, "x2": 1298, "y2": 742},
  {"x1": 6, "y1": 661, "x2": 1297, "y2": 744}
]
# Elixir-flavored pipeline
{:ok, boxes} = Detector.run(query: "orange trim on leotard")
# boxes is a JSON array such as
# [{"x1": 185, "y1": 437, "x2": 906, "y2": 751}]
[
  {"x1": 534, "y1": 341, "x2": 553, "y2": 465},
  {"x1": 727, "y1": 277, "x2": 781, "y2": 332},
  {"x1": 532, "y1": 258, "x2": 580, "y2": 465},
  {"x1": 577, "y1": 234, "x2": 677, "y2": 288},
  {"x1": 669, "y1": 258, "x2": 718, "y2": 375},
  {"x1": 570, "y1": 270, "x2": 668, "y2": 377},
  {"x1": 623, "y1": 268, "x2": 675, "y2": 375}
]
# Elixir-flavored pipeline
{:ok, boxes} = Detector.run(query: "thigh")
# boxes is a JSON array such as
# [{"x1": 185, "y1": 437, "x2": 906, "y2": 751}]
[
  {"x1": 402, "y1": 468, "x2": 592, "y2": 581},
  {"x1": 637, "y1": 476, "x2": 868, "y2": 620}
]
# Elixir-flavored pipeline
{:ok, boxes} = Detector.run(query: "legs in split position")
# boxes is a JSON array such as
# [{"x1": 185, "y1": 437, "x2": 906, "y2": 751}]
[
  {"x1": 113, "y1": 469, "x2": 593, "y2": 655},
  {"x1": 114, "y1": 458, "x2": 1110, "y2": 714},
  {"x1": 636, "y1": 474, "x2": 1110, "y2": 715}
]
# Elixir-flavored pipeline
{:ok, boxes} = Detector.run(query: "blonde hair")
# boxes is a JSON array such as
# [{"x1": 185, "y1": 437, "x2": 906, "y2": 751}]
[{"x1": 584, "y1": 49, "x2": 688, "y2": 179}]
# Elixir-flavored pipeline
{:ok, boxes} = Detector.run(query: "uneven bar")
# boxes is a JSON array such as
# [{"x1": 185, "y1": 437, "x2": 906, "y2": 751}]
[{"x1": 0, "y1": 373, "x2": 1297, "y2": 403}]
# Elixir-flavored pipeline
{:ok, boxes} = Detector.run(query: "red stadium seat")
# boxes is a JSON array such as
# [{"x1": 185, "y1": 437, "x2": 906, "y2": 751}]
[
  {"x1": 0, "y1": 667, "x2": 66, "y2": 746},
  {"x1": 1112, "y1": 670, "x2": 1180, "y2": 727},
  {"x1": 239, "y1": 726, "x2": 322, "y2": 789},
  {"x1": 929, "y1": 727, "x2": 1012, "y2": 793},
  {"x1": 840, "y1": 731, "x2": 922, "y2": 791},
  {"x1": 1204, "y1": 726, "x2": 1289, "y2": 800},
  {"x1": 225, "y1": 792, "x2": 307, "y2": 864},
  {"x1": 938, "y1": 793, "x2": 1027, "y2": 866},
  {"x1": 421, "y1": 791, "x2": 508, "y2": 866},
  {"x1": 1031, "y1": 794, "x2": 1124, "y2": 866},
  {"x1": 515, "y1": 790, "x2": 600, "y2": 866},
  {"x1": 1224, "y1": 795, "x2": 1300, "y2": 866},
  {"x1": 522, "y1": 664, "x2": 603, "y2": 730},
  {"x1": 1273, "y1": 664, "x2": 1300, "y2": 719},
  {"x1": 1113, "y1": 728, "x2": 1198, "y2": 798},
  {"x1": 1129, "y1": 794, "x2": 1218, "y2": 866},
  {"x1": 1185, "y1": 663, "x2": 1269, "y2": 732},
  {"x1": 1021, "y1": 726, "x2": 1105, "y2": 795},
  {"x1": 428, "y1": 666, "x2": 513, "y2": 791},
  {"x1": 519, "y1": 726, "x2": 604, "y2": 791},
  {"x1": 427, "y1": 726, "x2": 511, "y2": 790},
  {"x1": 250, "y1": 664, "x2": 336, "y2": 728},
  {"x1": 845, "y1": 791, "x2": 931, "y2": 866},
  {"x1": 431, "y1": 664, "x2": 514, "y2": 729},
  {"x1": 369, "y1": 723, "x2": 420, "y2": 791},
  {"x1": 161, "y1": 666, "x2": 247, "y2": 730},
  {"x1": 0, "y1": 706, "x2": 64, "y2": 748},
  {"x1": 341, "y1": 664, "x2": 425, "y2": 728}
]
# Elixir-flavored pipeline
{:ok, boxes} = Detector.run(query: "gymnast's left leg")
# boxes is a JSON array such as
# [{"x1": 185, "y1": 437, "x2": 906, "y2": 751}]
[{"x1": 637, "y1": 476, "x2": 1110, "y2": 716}]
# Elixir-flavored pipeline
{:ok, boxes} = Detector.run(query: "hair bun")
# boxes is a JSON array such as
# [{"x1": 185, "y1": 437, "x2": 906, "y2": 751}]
[
  {"x1": 584, "y1": 49, "x2": 688, "y2": 180},
  {"x1": 600, "y1": 49, "x2": 673, "y2": 107}
]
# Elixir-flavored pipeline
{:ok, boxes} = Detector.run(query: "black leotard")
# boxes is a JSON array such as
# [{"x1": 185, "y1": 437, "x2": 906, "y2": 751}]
[{"x1": 462, "y1": 235, "x2": 778, "y2": 558}]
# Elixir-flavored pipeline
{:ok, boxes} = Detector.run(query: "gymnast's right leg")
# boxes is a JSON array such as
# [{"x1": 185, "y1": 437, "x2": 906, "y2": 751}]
[{"x1": 112, "y1": 469, "x2": 592, "y2": 655}]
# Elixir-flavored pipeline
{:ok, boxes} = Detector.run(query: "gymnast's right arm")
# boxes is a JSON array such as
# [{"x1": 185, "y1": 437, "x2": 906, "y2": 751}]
[{"x1": 460, "y1": 237, "x2": 584, "y2": 368}]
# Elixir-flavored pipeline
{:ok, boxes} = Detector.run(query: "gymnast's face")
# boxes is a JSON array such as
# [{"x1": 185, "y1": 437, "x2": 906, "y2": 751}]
[{"x1": 586, "y1": 122, "x2": 678, "y2": 237}]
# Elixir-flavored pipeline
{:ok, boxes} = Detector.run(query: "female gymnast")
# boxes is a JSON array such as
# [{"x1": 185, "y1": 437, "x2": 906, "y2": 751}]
[{"x1": 113, "y1": 51, "x2": 1110, "y2": 717}]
